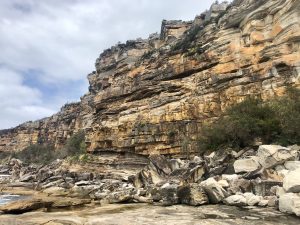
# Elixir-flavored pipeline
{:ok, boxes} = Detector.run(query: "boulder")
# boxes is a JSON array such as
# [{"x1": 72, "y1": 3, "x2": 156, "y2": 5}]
[
  {"x1": 149, "y1": 155, "x2": 172, "y2": 175},
  {"x1": 252, "y1": 179, "x2": 282, "y2": 197},
  {"x1": 106, "y1": 188, "x2": 135, "y2": 203},
  {"x1": 279, "y1": 193, "x2": 300, "y2": 216},
  {"x1": 243, "y1": 192, "x2": 262, "y2": 206},
  {"x1": 221, "y1": 174, "x2": 240, "y2": 182},
  {"x1": 184, "y1": 165, "x2": 205, "y2": 183},
  {"x1": 43, "y1": 187, "x2": 69, "y2": 197},
  {"x1": 177, "y1": 184, "x2": 208, "y2": 206},
  {"x1": 284, "y1": 161, "x2": 300, "y2": 171},
  {"x1": 257, "y1": 145, "x2": 297, "y2": 169},
  {"x1": 276, "y1": 187, "x2": 286, "y2": 197},
  {"x1": 169, "y1": 159, "x2": 184, "y2": 171},
  {"x1": 283, "y1": 168, "x2": 300, "y2": 193},
  {"x1": 227, "y1": 178, "x2": 252, "y2": 194},
  {"x1": 218, "y1": 180, "x2": 229, "y2": 188},
  {"x1": 233, "y1": 156, "x2": 261, "y2": 173},
  {"x1": 258, "y1": 199, "x2": 269, "y2": 207},
  {"x1": 223, "y1": 195, "x2": 247, "y2": 206},
  {"x1": 201, "y1": 178, "x2": 229, "y2": 203},
  {"x1": 160, "y1": 183, "x2": 179, "y2": 206},
  {"x1": 266, "y1": 196, "x2": 278, "y2": 207}
]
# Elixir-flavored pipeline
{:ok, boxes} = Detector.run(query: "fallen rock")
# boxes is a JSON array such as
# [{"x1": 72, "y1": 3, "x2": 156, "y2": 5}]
[
  {"x1": 223, "y1": 195, "x2": 247, "y2": 206},
  {"x1": 283, "y1": 168, "x2": 300, "y2": 193},
  {"x1": 266, "y1": 196, "x2": 278, "y2": 207},
  {"x1": 169, "y1": 159, "x2": 185, "y2": 171},
  {"x1": 160, "y1": 183, "x2": 179, "y2": 206},
  {"x1": 279, "y1": 193, "x2": 300, "y2": 216},
  {"x1": 218, "y1": 180, "x2": 229, "y2": 188},
  {"x1": 276, "y1": 187, "x2": 286, "y2": 197},
  {"x1": 43, "y1": 187, "x2": 69, "y2": 197},
  {"x1": 253, "y1": 179, "x2": 282, "y2": 197},
  {"x1": 243, "y1": 192, "x2": 262, "y2": 206},
  {"x1": 201, "y1": 178, "x2": 229, "y2": 203},
  {"x1": 258, "y1": 199, "x2": 269, "y2": 207},
  {"x1": 284, "y1": 161, "x2": 300, "y2": 171},
  {"x1": 257, "y1": 145, "x2": 297, "y2": 169},
  {"x1": 177, "y1": 183, "x2": 208, "y2": 206},
  {"x1": 183, "y1": 165, "x2": 205, "y2": 183},
  {"x1": 227, "y1": 178, "x2": 252, "y2": 194},
  {"x1": 106, "y1": 188, "x2": 135, "y2": 203},
  {"x1": 132, "y1": 195, "x2": 153, "y2": 204},
  {"x1": 233, "y1": 156, "x2": 261, "y2": 173},
  {"x1": 149, "y1": 155, "x2": 172, "y2": 175}
]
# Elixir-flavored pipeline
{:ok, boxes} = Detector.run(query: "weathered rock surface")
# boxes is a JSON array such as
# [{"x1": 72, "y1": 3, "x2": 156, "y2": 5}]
[
  {"x1": 1, "y1": 204, "x2": 300, "y2": 225},
  {"x1": 0, "y1": 0, "x2": 299, "y2": 158},
  {"x1": 0, "y1": 199, "x2": 52, "y2": 214}
]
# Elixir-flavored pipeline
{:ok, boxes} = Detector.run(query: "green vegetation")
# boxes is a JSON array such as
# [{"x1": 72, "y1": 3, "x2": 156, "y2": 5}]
[
  {"x1": 141, "y1": 49, "x2": 156, "y2": 60},
  {"x1": 198, "y1": 87, "x2": 300, "y2": 153},
  {"x1": 172, "y1": 25, "x2": 203, "y2": 52},
  {"x1": 168, "y1": 131, "x2": 176, "y2": 144},
  {"x1": 60, "y1": 130, "x2": 87, "y2": 157},
  {"x1": 12, "y1": 144, "x2": 56, "y2": 164},
  {"x1": 12, "y1": 130, "x2": 87, "y2": 164}
]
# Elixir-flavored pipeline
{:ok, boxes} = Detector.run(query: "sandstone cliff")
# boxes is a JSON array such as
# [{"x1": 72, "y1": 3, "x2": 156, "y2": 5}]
[{"x1": 0, "y1": 0, "x2": 299, "y2": 157}]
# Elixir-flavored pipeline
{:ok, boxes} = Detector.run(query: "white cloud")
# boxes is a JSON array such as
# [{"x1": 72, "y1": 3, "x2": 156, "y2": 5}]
[
  {"x1": 0, "y1": 68, "x2": 55, "y2": 128},
  {"x1": 0, "y1": 0, "x2": 216, "y2": 129}
]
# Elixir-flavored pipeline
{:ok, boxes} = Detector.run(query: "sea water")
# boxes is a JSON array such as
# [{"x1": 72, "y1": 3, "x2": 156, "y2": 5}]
[{"x1": 0, "y1": 194, "x2": 25, "y2": 206}]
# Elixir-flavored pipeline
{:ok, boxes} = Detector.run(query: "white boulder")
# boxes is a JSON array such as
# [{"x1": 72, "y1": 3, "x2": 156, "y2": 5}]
[
  {"x1": 233, "y1": 156, "x2": 261, "y2": 173},
  {"x1": 279, "y1": 193, "x2": 300, "y2": 216},
  {"x1": 284, "y1": 161, "x2": 300, "y2": 171},
  {"x1": 276, "y1": 186, "x2": 286, "y2": 197},
  {"x1": 201, "y1": 178, "x2": 229, "y2": 203},
  {"x1": 223, "y1": 194, "x2": 247, "y2": 206},
  {"x1": 283, "y1": 168, "x2": 300, "y2": 193},
  {"x1": 257, "y1": 145, "x2": 297, "y2": 169},
  {"x1": 243, "y1": 192, "x2": 262, "y2": 206}
]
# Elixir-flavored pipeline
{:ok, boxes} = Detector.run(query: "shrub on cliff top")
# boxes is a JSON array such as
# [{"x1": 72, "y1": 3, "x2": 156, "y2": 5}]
[{"x1": 198, "y1": 87, "x2": 300, "y2": 153}]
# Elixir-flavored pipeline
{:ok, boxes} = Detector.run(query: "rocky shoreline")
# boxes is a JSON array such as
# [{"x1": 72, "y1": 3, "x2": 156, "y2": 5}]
[{"x1": 1, "y1": 144, "x2": 300, "y2": 221}]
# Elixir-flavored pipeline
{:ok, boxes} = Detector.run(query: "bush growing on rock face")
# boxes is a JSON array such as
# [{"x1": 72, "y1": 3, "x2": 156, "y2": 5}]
[
  {"x1": 172, "y1": 25, "x2": 203, "y2": 52},
  {"x1": 12, "y1": 144, "x2": 56, "y2": 164},
  {"x1": 60, "y1": 130, "x2": 87, "y2": 157},
  {"x1": 270, "y1": 87, "x2": 300, "y2": 145},
  {"x1": 198, "y1": 87, "x2": 300, "y2": 153},
  {"x1": 12, "y1": 131, "x2": 87, "y2": 164}
]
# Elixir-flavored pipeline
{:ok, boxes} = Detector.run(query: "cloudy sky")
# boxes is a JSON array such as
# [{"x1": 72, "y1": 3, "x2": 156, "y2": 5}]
[{"x1": 0, "y1": 0, "x2": 216, "y2": 129}]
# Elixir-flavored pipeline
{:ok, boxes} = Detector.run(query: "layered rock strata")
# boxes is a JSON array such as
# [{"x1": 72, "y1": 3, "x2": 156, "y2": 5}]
[{"x1": 0, "y1": 0, "x2": 299, "y2": 157}]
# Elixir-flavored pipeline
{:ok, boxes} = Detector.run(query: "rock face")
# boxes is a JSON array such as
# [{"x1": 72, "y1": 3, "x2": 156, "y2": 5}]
[{"x1": 0, "y1": 0, "x2": 300, "y2": 158}]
